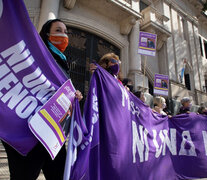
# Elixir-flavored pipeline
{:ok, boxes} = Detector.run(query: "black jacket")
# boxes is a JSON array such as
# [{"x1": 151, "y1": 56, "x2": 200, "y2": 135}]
[{"x1": 49, "y1": 49, "x2": 70, "y2": 79}]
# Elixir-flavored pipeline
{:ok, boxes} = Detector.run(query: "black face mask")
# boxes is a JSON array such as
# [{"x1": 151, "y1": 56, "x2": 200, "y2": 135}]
[{"x1": 127, "y1": 85, "x2": 133, "y2": 92}]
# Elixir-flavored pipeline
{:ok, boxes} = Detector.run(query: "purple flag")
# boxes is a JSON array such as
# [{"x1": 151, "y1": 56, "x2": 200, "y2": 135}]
[
  {"x1": 65, "y1": 65, "x2": 207, "y2": 180},
  {"x1": 0, "y1": 0, "x2": 67, "y2": 155}
]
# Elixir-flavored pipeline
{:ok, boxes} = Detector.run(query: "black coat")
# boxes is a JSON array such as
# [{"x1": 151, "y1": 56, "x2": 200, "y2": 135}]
[{"x1": 49, "y1": 49, "x2": 70, "y2": 79}]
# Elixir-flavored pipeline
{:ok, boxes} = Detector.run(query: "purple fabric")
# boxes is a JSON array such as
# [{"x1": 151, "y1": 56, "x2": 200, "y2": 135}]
[
  {"x1": 66, "y1": 65, "x2": 207, "y2": 180},
  {"x1": 0, "y1": 0, "x2": 67, "y2": 155}
]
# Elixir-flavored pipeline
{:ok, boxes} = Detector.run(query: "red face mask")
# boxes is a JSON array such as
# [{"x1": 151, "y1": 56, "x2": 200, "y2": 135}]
[{"x1": 49, "y1": 33, "x2": 69, "y2": 52}]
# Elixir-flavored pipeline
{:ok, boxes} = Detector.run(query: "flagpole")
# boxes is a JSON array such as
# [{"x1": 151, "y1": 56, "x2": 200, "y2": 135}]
[
  {"x1": 63, "y1": 106, "x2": 75, "y2": 180},
  {"x1": 143, "y1": 56, "x2": 147, "y2": 90}
]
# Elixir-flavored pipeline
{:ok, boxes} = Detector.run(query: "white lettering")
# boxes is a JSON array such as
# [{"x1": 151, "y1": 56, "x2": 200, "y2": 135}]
[
  {"x1": 202, "y1": 131, "x2": 207, "y2": 156},
  {"x1": 22, "y1": 67, "x2": 43, "y2": 88},
  {"x1": 152, "y1": 129, "x2": 164, "y2": 158},
  {"x1": 162, "y1": 129, "x2": 177, "y2": 156},
  {"x1": 0, "y1": 73, "x2": 18, "y2": 98},
  {"x1": 132, "y1": 121, "x2": 149, "y2": 163},
  {"x1": 118, "y1": 83, "x2": 130, "y2": 110},
  {"x1": 130, "y1": 101, "x2": 140, "y2": 118},
  {"x1": 30, "y1": 80, "x2": 55, "y2": 101},
  {"x1": 15, "y1": 96, "x2": 38, "y2": 119},
  {"x1": 153, "y1": 129, "x2": 177, "y2": 157},
  {"x1": 0, "y1": 40, "x2": 30, "y2": 66},
  {"x1": 1, "y1": 82, "x2": 28, "y2": 109},
  {"x1": 0, "y1": 64, "x2": 10, "y2": 79},
  {"x1": 179, "y1": 131, "x2": 197, "y2": 156},
  {"x1": 73, "y1": 121, "x2": 83, "y2": 146},
  {"x1": 92, "y1": 88, "x2": 98, "y2": 112},
  {"x1": 12, "y1": 55, "x2": 34, "y2": 73}
]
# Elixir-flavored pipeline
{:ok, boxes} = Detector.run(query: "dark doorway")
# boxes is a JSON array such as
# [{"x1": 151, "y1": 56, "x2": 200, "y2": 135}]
[
  {"x1": 184, "y1": 73, "x2": 191, "y2": 90},
  {"x1": 64, "y1": 27, "x2": 120, "y2": 109},
  {"x1": 148, "y1": 81, "x2": 153, "y2": 95}
]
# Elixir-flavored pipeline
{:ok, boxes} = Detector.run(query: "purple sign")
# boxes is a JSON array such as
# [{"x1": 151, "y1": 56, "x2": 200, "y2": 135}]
[
  {"x1": 154, "y1": 73, "x2": 169, "y2": 96},
  {"x1": 0, "y1": 0, "x2": 67, "y2": 155},
  {"x1": 138, "y1": 31, "x2": 157, "y2": 56},
  {"x1": 29, "y1": 79, "x2": 76, "y2": 159},
  {"x1": 64, "y1": 65, "x2": 207, "y2": 180}
]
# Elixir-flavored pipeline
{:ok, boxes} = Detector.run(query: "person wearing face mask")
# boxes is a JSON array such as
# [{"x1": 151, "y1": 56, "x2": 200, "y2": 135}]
[
  {"x1": 153, "y1": 96, "x2": 167, "y2": 116},
  {"x1": 90, "y1": 53, "x2": 123, "y2": 83},
  {"x1": 177, "y1": 97, "x2": 192, "y2": 115},
  {"x1": 39, "y1": 19, "x2": 83, "y2": 100},
  {"x1": 40, "y1": 19, "x2": 70, "y2": 78},
  {"x1": 2, "y1": 19, "x2": 83, "y2": 180}
]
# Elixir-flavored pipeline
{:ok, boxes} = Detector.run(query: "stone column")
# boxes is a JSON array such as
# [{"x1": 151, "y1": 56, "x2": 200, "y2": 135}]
[
  {"x1": 37, "y1": 0, "x2": 60, "y2": 32},
  {"x1": 128, "y1": 22, "x2": 148, "y2": 92}
]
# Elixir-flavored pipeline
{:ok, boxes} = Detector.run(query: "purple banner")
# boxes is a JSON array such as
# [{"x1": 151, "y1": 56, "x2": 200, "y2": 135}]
[
  {"x1": 154, "y1": 73, "x2": 169, "y2": 96},
  {"x1": 0, "y1": 0, "x2": 67, "y2": 155},
  {"x1": 65, "y1": 65, "x2": 207, "y2": 180},
  {"x1": 138, "y1": 31, "x2": 157, "y2": 56}
]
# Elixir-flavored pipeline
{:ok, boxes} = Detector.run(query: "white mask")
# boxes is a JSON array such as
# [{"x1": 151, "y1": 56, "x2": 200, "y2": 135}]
[{"x1": 162, "y1": 103, "x2": 166, "y2": 109}]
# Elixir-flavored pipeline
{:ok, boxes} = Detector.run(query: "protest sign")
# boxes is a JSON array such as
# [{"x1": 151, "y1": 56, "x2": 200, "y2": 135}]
[
  {"x1": 29, "y1": 79, "x2": 76, "y2": 159},
  {"x1": 154, "y1": 73, "x2": 169, "y2": 96},
  {"x1": 138, "y1": 31, "x2": 157, "y2": 57}
]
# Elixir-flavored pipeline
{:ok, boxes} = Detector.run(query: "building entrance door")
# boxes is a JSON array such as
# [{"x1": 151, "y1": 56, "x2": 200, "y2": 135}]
[{"x1": 64, "y1": 27, "x2": 120, "y2": 108}]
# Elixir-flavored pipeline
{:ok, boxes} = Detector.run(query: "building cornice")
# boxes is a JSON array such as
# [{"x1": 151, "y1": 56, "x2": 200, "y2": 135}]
[
  {"x1": 108, "y1": 0, "x2": 142, "y2": 19},
  {"x1": 64, "y1": 0, "x2": 76, "y2": 10},
  {"x1": 140, "y1": 5, "x2": 171, "y2": 50},
  {"x1": 164, "y1": 0, "x2": 199, "y2": 25}
]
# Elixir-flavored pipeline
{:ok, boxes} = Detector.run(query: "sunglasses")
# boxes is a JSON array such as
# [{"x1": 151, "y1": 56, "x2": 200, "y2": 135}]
[{"x1": 110, "y1": 58, "x2": 121, "y2": 64}]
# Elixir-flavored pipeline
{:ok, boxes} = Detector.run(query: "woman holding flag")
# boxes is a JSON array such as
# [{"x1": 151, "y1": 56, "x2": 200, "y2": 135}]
[
  {"x1": 90, "y1": 52, "x2": 123, "y2": 83},
  {"x1": 3, "y1": 19, "x2": 83, "y2": 180}
]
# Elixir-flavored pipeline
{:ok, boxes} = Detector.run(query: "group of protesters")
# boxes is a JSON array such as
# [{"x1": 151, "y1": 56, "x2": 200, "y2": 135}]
[
  {"x1": 2, "y1": 18, "x2": 137, "y2": 180},
  {"x1": 2, "y1": 18, "x2": 207, "y2": 180},
  {"x1": 122, "y1": 78, "x2": 207, "y2": 117}
]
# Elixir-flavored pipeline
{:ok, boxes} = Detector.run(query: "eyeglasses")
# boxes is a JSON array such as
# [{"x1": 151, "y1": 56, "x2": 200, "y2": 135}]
[{"x1": 110, "y1": 58, "x2": 121, "y2": 64}]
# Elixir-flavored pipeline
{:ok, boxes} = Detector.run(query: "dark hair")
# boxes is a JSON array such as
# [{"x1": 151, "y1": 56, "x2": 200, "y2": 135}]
[
  {"x1": 122, "y1": 78, "x2": 132, "y2": 86},
  {"x1": 134, "y1": 91, "x2": 142, "y2": 98},
  {"x1": 39, "y1": 19, "x2": 63, "y2": 47},
  {"x1": 198, "y1": 106, "x2": 206, "y2": 114}
]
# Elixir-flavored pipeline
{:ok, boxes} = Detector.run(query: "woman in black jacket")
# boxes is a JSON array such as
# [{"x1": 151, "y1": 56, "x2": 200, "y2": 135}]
[{"x1": 3, "y1": 19, "x2": 83, "y2": 180}]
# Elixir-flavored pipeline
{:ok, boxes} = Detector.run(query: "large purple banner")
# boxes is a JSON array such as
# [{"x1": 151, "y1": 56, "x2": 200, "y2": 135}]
[
  {"x1": 0, "y1": 0, "x2": 67, "y2": 155},
  {"x1": 65, "y1": 65, "x2": 207, "y2": 180}
]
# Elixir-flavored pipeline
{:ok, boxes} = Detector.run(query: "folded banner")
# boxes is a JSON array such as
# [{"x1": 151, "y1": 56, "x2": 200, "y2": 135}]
[
  {"x1": 65, "y1": 65, "x2": 207, "y2": 180},
  {"x1": 0, "y1": 0, "x2": 67, "y2": 155}
]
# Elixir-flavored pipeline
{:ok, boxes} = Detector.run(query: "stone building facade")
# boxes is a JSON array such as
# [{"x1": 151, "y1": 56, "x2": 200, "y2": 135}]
[{"x1": 24, "y1": 0, "x2": 207, "y2": 114}]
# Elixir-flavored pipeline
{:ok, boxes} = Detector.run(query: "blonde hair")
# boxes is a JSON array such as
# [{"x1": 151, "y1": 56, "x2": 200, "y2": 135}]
[
  {"x1": 98, "y1": 53, "x2": 120, "y2": 68},
  {"x1": 153, "y1": 96, "x2": 165, "y2": 106},
  {"x1": 98, "y1": 53, "x2": 123, "y2": 81}
]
